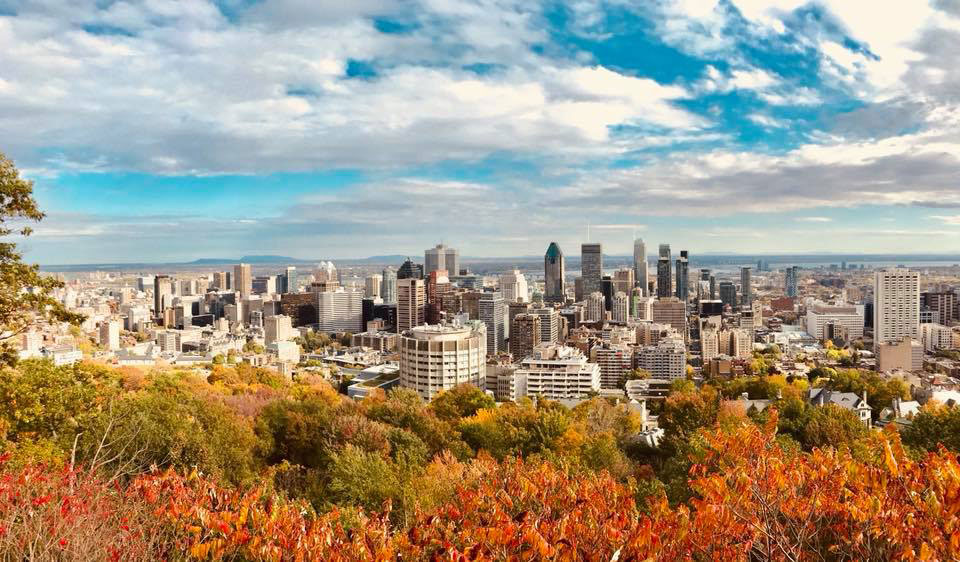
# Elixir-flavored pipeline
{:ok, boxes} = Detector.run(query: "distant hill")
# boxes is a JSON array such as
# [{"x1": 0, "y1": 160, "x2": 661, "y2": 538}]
[{"x1": 189, "y1": 255, "x2": 310, "y2": 265}]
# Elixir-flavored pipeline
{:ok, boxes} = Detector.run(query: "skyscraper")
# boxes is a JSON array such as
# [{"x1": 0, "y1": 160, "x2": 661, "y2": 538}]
[
  {"x1": 381, "y1": 268, "x2": 398, "y2": 304},
  {"x1": 874, "y1": 268, "x2": 920, "y2": 351},
  {"x1": 740, "y1": 266, "x2": 752, "y2": 306},
  {"x1": 234, "y1": 263, "x2": 252, "y2": 299},
  {"x1": 398, "y1": 323, "x2": 485, "y2": 401},
  {"x1": 656, "y1": 244, "x2": 672, "y2": 298},
  {"x1": 397, "y1": 278, "x2": 426, "y2": 333},
  {"x1": 479, "y1": 291, "x2": 505, "y2": 354},
  {"x1": 675, "y1": 250, "x2": 689, "y2": 301},
  {"x1": 581, "y1": 243, "x2": 603, "y2": 296},
  {"x1": 499, "y1": 270, "x2": 528, "y2": 303},
  {"x1": 612, "y1": 292, "x2": 629, "y2": 323},
  {"x1": 281, "y1": 266, "x2": 298, "y2": 294},
  {"x1": 364, "y1": 274, "x2": 382, "y2": 299},
  {"x1": 510, "y1": 313, "x2": 542, "y2": 361},
  {"x1": 785, "y1": 266, "x2": 799, "y2": 298},
  {"x1": 426, "y1": 270, "x2": 452, "y2": 324},
  {"x1": 544, "y1": 242, "x2": 565, "y2": 303},
  {"x1": 153, "y1": 274, "x2": 172, "y2": 317},
  {"x1": 424, "y1": 243, "x2": 460, "y2": 277},
  {"x1": 719, "y1": 281, "x2": 737, "y2": 309},
  {"x1": 633, "y1": 238, "x2": 648, "y2": 295},
  {"x1": 398, "y1": 258, "x2": 424, "y2": 280}
]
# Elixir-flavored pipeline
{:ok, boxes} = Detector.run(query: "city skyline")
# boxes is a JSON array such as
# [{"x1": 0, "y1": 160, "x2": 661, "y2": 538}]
[{"x1": 4, "y1": 1, "x2": 960, "y2": 263}]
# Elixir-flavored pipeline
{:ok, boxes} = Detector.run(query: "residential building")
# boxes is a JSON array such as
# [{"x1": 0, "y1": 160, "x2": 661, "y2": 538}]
[
  {"x1": 99, "y1": 319, "x2": 120, "y2": 351},
  {"x1": 397, "y1": 278, "x2": 426, "y2": 333},
  {"x1": 530, "y1": 306, "x2": 561, "y2": 343},
  {"x1": 874, "y1": 268, "x2": 920, "y2": 351},
  {"x1": 877, "y1": 337, "x2": 923, "y2": 372},
  {"x1": 510, "y1": 313, "x2": 542, "y2": 361},
  {"x1": 592, "y1": 343, "x2": 633, "y2": 389},
  {"x1": 652, "y1": 297, "x2": 686, "y2": 332},
  {"x1": 381, "y1": 268, "x2": 398, "y2": 304},
  {"x1": 365, "y1": 274, "x2": 382, "y2": 299},
  {"x1": 264, "y1": 314, "x2": 295, "y2": 345},
  {"x1": 785, "y1": 266, "x2": 799, "y2": 298},
  {"x1": 612, "y1": 292, "x2": 629, "y2": 323},
  {"x1": 921, "y1": 323, "x2": 953, "y2": 352},
  {"x1": 585, "y1": 292, "x2": 606, "y2": 323},
  {"x1": 479, "y1": 291, "x2": 506, "y2": 354},
  {"x1": 515, "y1": 344, "x2": 601, "y2": 400},
  {"x1": 153, "y1": 274, "x2": 173, "y2": 317},
  {"x1": 398, "y1": 323, "x2": 485, "y2": 401},
  {"x1": 808, "y1": 388, "x2": 872, "y2": 427},
  {"x1": 635, "y1": 337, "x2": 686, "y2": 379},
  {"x1": 719, "y1": 281, "x2": 737, "y2": 309},
  {"x1": 922, "y1": 291, "x2": 957, "y2": 325}
]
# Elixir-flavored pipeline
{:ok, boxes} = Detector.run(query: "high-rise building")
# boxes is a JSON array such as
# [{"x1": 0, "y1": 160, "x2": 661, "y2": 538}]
[
  {"x1": 507, "y1": 300, "x2": 531, "y2": 339},
  {"x1": 424, "y1": 243, "x2": 459, "y2": 277},
  {"x1": 922, "y1": 291, "x2": 957, "y2": 325},
  {"x1": 515, "y1": 344, "x2": 600, "y2": 400},
  {"x1": 675, "y1": 250, "x2": 689, "y2": 301},
  {"x1": 585, "y1": 292, "x2": 606, "y2": 323},
  {"x1": 593, "y1": 343, "x2": 633, "y2": 389},
  {"x1": 252, "y1": 275, "x2": 277, "y2": 295},
  {"x1": 874, "y1": 268, "x2": 920, "y2": 351},
  {"x1": 398, "y1": 323, "x2": 486, "y2": 401},
  {"x1": 581, "y1": 243, "x2": 603, "y2": 296},
  {"x1": 479, "y1": 291, "x2": 505, "y2": 354},
  {"x1": 530, "y1": 306, "x2": 560, "y2": 344},
  {"x1": 613, "y1": 267, "x2": 634, "y2": 307},
  {"x1": 612, "y1": 292, "x2": 629, "y2": 323},
  {"x1": 719, "y1": 281, "x2": 737, "y2": 309},
  {"x1": 153, "y1": 275, "x2": 172, "y2": 318},
  {"x1": 785, "y1": 266, "x2": 799, "y2": 298},
  {"x1": 601, "y1": 276, "x2": 615, "y2": 312},
  {"x1": 510, "y1": 313, "x2": 542, "y2": 361},
  {"x1": 633, "y1": 238, "x2": 648, "y2": 296},
  {"x1": 544, "y1": 242, "x2": 565, "y2": 303},
  {"x1": 99, "y1": 319, "x2": 120, "y2": 351},
  {"x1": 317, "y1": 289, "x2": 364, "y2": 333},
  {"x1": 499, "y1": 270, "x2": 528, "y2": 303},
  {"x1": 314, "y1": 261, "x2": 337, "y2": 284},
  {"x1": 740, "y1": 267, "x2": 752, "y2": 306},
  {"x1": 281, "y1": 266, "x2": 298, "y2": 294},
  {"x1": 364, "y1": 274, "x2": 382, "y2": 299},
  {"x1": 381, "y1": 268, "x2": 398, "y2": 304},
  {"x1": 426, "y1": 270, "x2": 452, "y2": 324},
  {"x1": 656, "y1": 244, "x2": 672, "y2": 298},
  {"x1": 234, "y1": 263, "x2": 252, "y2": 299},
  {"x1": 635, "y1": 336, "x2": 687, "y2": 379},
  {"x1": 212, "y1": 271, "x2": 229, "y2": 291},
  {"x1": 652, "y1": 297, "x2": 686, "y2": 332},
  {"x1": 398, "y1": 259, "x2": 424, "y2": 280},
  {"x1": 397, "y1": 278, "x2": 426, "y2": 333}
]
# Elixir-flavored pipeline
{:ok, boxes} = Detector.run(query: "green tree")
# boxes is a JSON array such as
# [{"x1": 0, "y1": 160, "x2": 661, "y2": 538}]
[
  {"x1": 0, "y1": 153, "x2": 84, "y2": 365},
  {"x1": 902, "y1": 404, "x2": 960, "y2": 454},
  {"x1": 429, "y1": 384, "x2": 495, "y2": 422},
  {"x1": 800, "y1": 404, "x2": 868, "y2": 450}
]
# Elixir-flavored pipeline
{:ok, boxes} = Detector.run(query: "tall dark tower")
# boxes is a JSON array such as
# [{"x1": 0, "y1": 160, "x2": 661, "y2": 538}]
[
  {"x1": 656, "y1": 244, "x2": 672, "y2": 298},
  {"x1": 675, "y1": 250, "x2": 689, "y2": 301},
  {"x1": 544, "y1": 242, "x2": 565, "y2": 303}
]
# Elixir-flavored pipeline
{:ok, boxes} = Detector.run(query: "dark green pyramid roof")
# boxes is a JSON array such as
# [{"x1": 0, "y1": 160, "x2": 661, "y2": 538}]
[{"x1": 545, "y1": 242, "x2": 563, "y2": 258}]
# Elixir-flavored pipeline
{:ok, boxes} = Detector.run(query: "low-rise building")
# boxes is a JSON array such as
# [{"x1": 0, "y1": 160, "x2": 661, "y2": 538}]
[{"x1": 515, "y1": 343, "x2": 600, "y2": 400}]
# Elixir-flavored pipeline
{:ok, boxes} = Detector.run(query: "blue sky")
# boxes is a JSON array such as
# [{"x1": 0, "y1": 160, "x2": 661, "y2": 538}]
[{"x1": 1, "y1": 0, "x2": 960, "y2": 263}]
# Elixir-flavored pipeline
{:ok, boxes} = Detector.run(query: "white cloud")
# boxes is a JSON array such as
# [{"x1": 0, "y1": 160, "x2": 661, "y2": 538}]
[
  {"x1": 930, "y1": 215, "x2": 960, "y2": 225},
  {"x1": 795, "y1": 217, "x2": 833, "y2": 223}
]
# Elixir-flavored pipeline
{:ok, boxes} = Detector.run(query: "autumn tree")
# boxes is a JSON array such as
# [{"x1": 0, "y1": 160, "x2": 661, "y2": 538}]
[{"x1": 0, "y1": 152, "x2": 83, "y2": 365}]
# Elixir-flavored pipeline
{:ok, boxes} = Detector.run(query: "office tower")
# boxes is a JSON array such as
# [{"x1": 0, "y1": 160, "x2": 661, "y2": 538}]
[
  {"x1": 212, "y1": 271, "x2": 228, "y2": 290},
  {"x1": 397, "y1": 258, "x2": 424, "y2": 280},
  {"x1": 586, "y1": 292, "x2": 606, "y2": 323},
  {"x1": 530, "y1": 306, "x2": 561, "y2": 343},
  {"x1": 507, "y1": 300, "x2": 531, "y2": 339},
  {"x1": 574, "y1": 277, "x2": 585, "y2": 302},
  {"x1": 317, "y1": 288, "x2": 363, "y2": 333},
  {"x1": 613, "y1": 267, "x2": 634, "y2": 302},
  {"x1": 633, "y1": 238, "x2": 648, "y2": 295},
  {"x1": 234, "y1": 263, "x2": 252, "y2": 299},
  {"x1": 580, "y1": 243, "x2": 603, "y2": 296},
  {"x1": 426, "y1": 270, "x2": 452, "y2": 324},
  {"x1": 675, "y1": 250, "x2": 689, "y2": 301},
  {"x1": 398, "y1": 323, "x2": 485, "y2": 401},
  {"x1": 719, "y1": 281, "x2": 737, "y2": 309},
  {"x1": 922, "y1": 291, "x2": 956, "y2": 325},
  {"x1": 365, "y1": 274, "x2": 382, "y2": 299},
  {"x1": 153, "y1": 275, "x2": 172, "y2": 318},
  {"x1": 601, "y1": 276, "x2": 615, "y2": 311},
  {"x1": 709, "y1": 274, "x2": 716, "y2": 300},
  {"x1": 479, "y1": 291, "x2": 506, "y2": 354},
  {"x1": 264, "y1": 314, "x2": 294, "y2": 345},
  {"x1": 785, "y1": 266, "x2": 799, "y2": 298},
  {"x1": 381, "y1": 268, "x2": 398, "y2": 304},
  {"x1": 740, "y1": 266, "x2": 752, "y2": 306},
  {"x1": 499, "y1": 270, "x2": 528, "y2": 303},
  {"x1": 314, "y1": 261, "x2": 337, "y2": 284},
  {"x1": 656, "y1": 244, "x2": 672, "y2": 298},
  {"x1": 612, "y1": 292, "x2": 629, "y2": 323},
  {"x1": 874, "y1": 268, "x2": 920, "y2": 351},
  {"x1": 282, "y1": 266, "x2": 298, "y2": 294},
  {"x1": 635, "y1": 337, "x2": 687, "y2": 379},
  {"x1": 652, "y1": 297, "x2": 686, "y2": 332},
  {"x1": 99, "y1": 319, "x2": 120, "y2": 351},
  {"x1": 510, "y1": 313, "x2": 542, "y2": 361},
  {"x1": 424, "y1": 243, "x2": 460, "y2": 277},
  {"x1": 397, "y1": 278, "x2": 426, "y2": 333}
]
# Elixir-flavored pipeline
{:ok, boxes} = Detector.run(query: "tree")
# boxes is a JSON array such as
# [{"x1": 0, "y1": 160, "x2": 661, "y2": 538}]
[
  {"x1": 429, "y1": 384, "x2": 494, "y2": 422},
  {"x1": 800, "y1": 403, "x2": 868, "y2": 450},
  {"x1": 902, "y1": 403, "x2": 960, "y2": 454},
  {"x1": 0, "y1": 153, "x2": 84, "y2": 366}
]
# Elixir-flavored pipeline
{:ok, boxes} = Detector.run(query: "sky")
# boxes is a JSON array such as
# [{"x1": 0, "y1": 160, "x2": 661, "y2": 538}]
[{"x1": 2, "y1": 0, "x2": 960, "y2": 263}]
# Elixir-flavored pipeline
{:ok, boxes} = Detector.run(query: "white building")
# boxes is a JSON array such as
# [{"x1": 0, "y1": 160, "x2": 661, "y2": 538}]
[
  {"x1": 921, "y1": 323, "x2": 954, "y2": 352},
  {"x1": 317, "y1": 288, "x2": 363, "y2": 333},
  {"x1": 42, "y1": 346, "x2": 83, "y2": 366},
  {"x1": 99, "y1": 319, "x2": 121, "y2": 351},
  {"x1": 529, "y1": 307, "x2": 560, "y2": 344},
  {"x1": 612, "y1": 292, "x2": 629, "y2": 323},
  {"x1": 874, "y1": 268, "x2": 920, "y2": 351},
  {"x1": 265, "y1": 314, "x2": 295, "y2": 345},
  {"x1": 719, "y1": 328, "x2": 753, "y2": 359},
  {"x1": 585, "y1": 292, "x2": 605, "y2": 323},
  {"x1": 398, "y1": 323, "x2": 486, "y2": 401},
  {"x1": 515, "y1": 344, "x2": 600, "y2": 400},
  {"x1": 635, "y1": 337, "x2": 686, "y2": 379},
  {"x1": 479, "y1": 291, "x2": 505, "y2": 354},
  {"x1": 805, "y1": 301, "x2": 865, "y2": 341},
  {"x1": 499, "y1": 270, "x2": 529, "y2": 303},
  {"x1": 267, "y1": 340, "x2": 300, "y2": 364},
  {"x1": 364, "y1": 274, "x2": 382, "y2": 299}
]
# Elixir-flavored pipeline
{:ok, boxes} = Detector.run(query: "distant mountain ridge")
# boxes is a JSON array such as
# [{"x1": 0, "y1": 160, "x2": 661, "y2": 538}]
[{"x1": 188, "y1": 255, "x2": 310, "y2": 265}]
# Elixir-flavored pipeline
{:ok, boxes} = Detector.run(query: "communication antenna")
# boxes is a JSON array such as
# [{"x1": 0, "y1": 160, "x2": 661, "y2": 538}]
[{"x1": 586, "y1": 222, "x2": 591, "y2": 242}]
